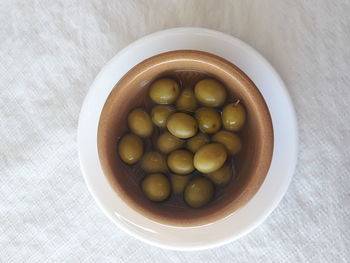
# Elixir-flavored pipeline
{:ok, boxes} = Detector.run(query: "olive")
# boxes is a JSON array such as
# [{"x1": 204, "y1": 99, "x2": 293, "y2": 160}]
[
  {"x1": 176, "y1": 88, "x2": 198, "y2": 112},
  {"x1": 193, "y1": 143, "x2": 227, "y2": 173},
  {"x1": 205, "y1": 163, "x2": 232, "y2": 185},
  {"x1": 170, "y1": 174, "x2": 191, "y2": 193},
  {"x1": 149, "y1": 78, "x2": 180, "y2": 104},
  {"x1": 118, "y1": 134, "x2": 144, "y2": 164},
  {"x1": 194, "y1": 79, "x2": 227, "y2": 107},
  {"x1": 222, "y1": 102, "x2": 246, "y2": 131},
  {"x1": 127, "y1": 108, "x2": 153, "y2": 137},
  {"x1": 141, "y1": 173, "x2": 171, "y2": 202},
  {"x1": 140, "y1": 152, "x2": 167, "y2": 173},
  {"x1": 186, "y1": 133, "x2": 209, "y2": 153},
  {"x1": 157, "y1": 131, "x2": 184, "y2": 154},
  {"x1": 195, "y1": 108, "x2": 221, "y2": 134},
  {"x1": 167, "y1": 149, "x2": 194, "y2": 175},
  {"x1": 166, "y1": 112, "x2": 198, "y2": 139},
  {"x1": 151, "y1": 105, "x2": 175, "y2": 128},
  {"x1": 212, "y1": 130, "x2": 242, "y2": 155},
  {"x1": 184, "y1": 177, "x2": 214, "y2": 208}
]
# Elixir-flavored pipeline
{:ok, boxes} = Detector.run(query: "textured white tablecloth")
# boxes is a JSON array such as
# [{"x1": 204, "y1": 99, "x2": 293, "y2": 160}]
[{"x1": 1, "y1": 0, "x2": 349, "y2": 262}]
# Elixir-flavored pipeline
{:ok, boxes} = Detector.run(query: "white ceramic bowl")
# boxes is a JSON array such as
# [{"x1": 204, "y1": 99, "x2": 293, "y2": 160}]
[{"x1": 77, "y1": 27, "x2": 298, "y2": 250}]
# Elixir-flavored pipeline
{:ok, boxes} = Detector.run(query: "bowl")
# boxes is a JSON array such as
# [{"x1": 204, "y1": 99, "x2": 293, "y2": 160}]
[
  {"x1": 78, "y1": 27, "x2": 298, "y2": 249},
  {"x1": 97, "y1": 50, "x2": 273, "y2": 226}
]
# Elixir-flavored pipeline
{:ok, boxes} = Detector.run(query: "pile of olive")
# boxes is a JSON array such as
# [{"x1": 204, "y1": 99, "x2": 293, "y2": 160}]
[{"x1": 118, "y1": 78, "x2": 246, "y2": 208}]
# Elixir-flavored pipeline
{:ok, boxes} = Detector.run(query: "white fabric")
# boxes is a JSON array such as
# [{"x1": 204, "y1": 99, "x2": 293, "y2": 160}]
[{"x1": 1, "y1": 0, "x2": 349, "y2": 262}]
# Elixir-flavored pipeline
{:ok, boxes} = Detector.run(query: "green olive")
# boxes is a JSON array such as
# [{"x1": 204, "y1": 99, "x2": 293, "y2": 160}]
[
  {"x1": 205, "y1": 163, "x2": 232, "y2": 185},
  {"x1": 212, "y1": 130, "x2": 242, "y2": 155},
  {"x1": 140, "y1": 152, "x2": 167, "y2": 173},
  {"x1": 156, "y1": 131, "x2": 184, "y2": 154},
  {"x1": 184, "y1": 177, "x2": 214, "y2": 208},
  {"x1": 195, "y1": 108, "x2": 221, "y2": 134},
  {"x1": 222, "y1": 102, "x2": 246, "y2": 131},
  {"x1": 151, "y1": 105, "x2": 175, "y2": 128},
  {"x1": 186, "y1": 133, "x2": 210, "y2": 153},
  {"x1": 118, "y1": 134, "x2": 144, "y2": 164},
  {"x1": 194, "y1": 79, "x2": 227, "y2": 107},
  {"x1": 149, "y1": 78, "x2": 180, "y2": 104},
  {"x1": 127, "y1": 108, "x2": 153, "y2": 137},
  {"x1": 170, "y1": 174, "x2": 191, "y2": 193},
  {"x1": 141, "y1": 173, "x2": 171, "y2": 202},
  {"x1": 166, "y1": 112, "x2": 198, "y2": 139},
  {"x1": 176, "y1": 88, "x2": 198, "y2": 112},
  {"x1": 193, "y1": 143, "x2": 227, "y2": 173},
  {"x1": 167, "y1": 149, "x2": 194, "y2": 175}
]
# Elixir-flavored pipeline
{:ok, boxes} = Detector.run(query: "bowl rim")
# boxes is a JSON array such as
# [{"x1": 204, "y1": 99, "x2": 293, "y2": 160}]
[
  {"x1": 97, "y1": 49, "x2": 274, "y2": 227},
  {"x1": 77, "y1": 27, "x2": 298, "y2": 250}
]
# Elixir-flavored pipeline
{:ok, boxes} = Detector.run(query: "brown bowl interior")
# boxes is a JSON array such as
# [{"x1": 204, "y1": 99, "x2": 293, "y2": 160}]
[{"x1": 98, "y1": 50, "x2": 273, "y2": 226}]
